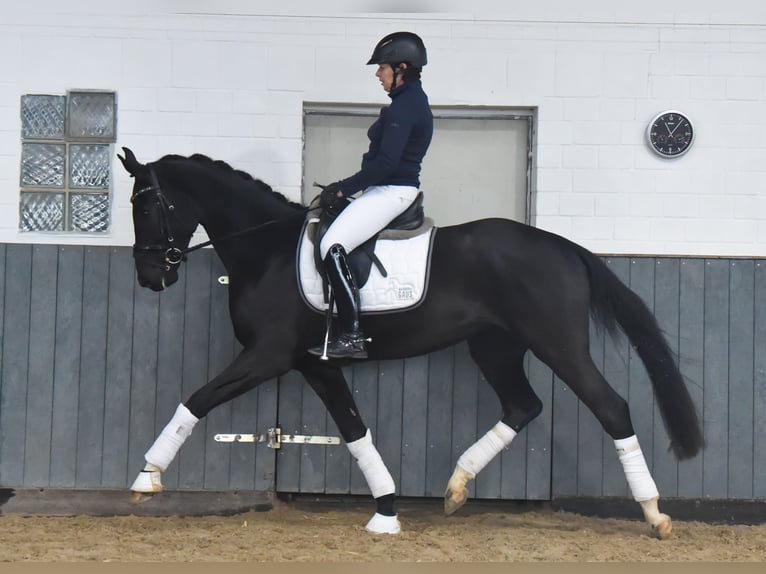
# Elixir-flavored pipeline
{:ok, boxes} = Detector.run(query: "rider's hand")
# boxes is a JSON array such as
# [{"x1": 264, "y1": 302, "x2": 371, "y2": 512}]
[{"x1": 320, "y1": 182, "x2": 343, "y2": 208}]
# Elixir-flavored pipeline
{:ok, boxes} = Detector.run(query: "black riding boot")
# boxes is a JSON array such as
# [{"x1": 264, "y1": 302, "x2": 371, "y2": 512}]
[{"x1": 308, "y1": 244, "x2": 368, "y2": 359}]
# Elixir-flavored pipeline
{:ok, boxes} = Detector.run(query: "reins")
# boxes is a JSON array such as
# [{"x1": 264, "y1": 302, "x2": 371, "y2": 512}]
[{"x1": 181, "y1": 208, "x2": 310, "y2": 257}]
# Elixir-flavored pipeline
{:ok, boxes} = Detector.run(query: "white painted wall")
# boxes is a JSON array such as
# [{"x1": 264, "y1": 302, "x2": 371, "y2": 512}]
[{"x1": 1, "y1": 1, "x2": 765, "y2": 255}]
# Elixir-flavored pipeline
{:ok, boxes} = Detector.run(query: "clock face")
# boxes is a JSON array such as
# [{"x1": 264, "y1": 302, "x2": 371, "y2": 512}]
[{"x1": 647, "y1": 111, "x2": 694, "y2": 157}]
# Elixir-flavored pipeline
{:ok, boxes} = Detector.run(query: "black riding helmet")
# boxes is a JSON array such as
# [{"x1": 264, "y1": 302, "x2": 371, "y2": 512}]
[{"x1": 367, "y1": 31, "x2": 427, "y2": 68}]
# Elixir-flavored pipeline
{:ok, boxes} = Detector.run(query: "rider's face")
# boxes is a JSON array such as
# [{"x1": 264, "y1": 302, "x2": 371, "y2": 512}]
[{"x1": 375, "y1": 64, "x2": 403, "y2": 92}]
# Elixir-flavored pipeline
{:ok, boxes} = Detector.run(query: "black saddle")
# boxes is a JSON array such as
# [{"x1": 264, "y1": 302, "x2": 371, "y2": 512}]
[{"x1": 311, "y1": 191, "x2": 429, "y2": 292}]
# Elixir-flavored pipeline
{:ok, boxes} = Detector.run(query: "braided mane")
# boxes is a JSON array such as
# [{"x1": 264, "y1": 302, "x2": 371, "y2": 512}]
[{"x1": 157, "y1": 153, "x2": 304, "y2": 209}]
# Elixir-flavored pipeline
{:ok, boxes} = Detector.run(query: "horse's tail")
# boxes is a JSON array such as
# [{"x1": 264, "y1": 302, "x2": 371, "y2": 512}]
[{"x1": 574, "y1": 245, "x2": 704, "y2": 460}]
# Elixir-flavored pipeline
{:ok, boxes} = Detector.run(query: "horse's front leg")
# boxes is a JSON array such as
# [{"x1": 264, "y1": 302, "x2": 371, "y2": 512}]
[
  {"x1": 298, "y1": 357, "x2": 400, "y2": 534},
  {"x1": 130, "y1": 345, "x2": 290, "y2": 499}
]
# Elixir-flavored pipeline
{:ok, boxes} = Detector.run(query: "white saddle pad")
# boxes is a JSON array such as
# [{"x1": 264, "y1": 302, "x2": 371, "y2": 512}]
[{"x1": 297, "y1": 220, "x2": 436, "y2": 314}]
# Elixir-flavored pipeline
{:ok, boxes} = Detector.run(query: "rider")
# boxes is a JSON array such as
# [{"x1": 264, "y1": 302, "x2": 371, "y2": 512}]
[{"x1": 308, "y1": 31, "x2": 434, "y2": 360}]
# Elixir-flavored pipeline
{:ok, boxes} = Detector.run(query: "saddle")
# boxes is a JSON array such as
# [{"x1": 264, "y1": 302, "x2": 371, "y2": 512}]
[{"x1": 308, "y1": 191, "x2": 433, "y2": 292}]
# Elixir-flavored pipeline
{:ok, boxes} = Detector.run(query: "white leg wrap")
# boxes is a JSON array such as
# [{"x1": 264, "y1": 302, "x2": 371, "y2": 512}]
[
  {"x1": 456, "y1": 421, "x2": 517, "y2": 477},
  {"x1": 144, "y1": 403, "x2": 199, "y2": 472},
  {"x1": 346, "y1": 429, "x2": 395, "y2": 499},
  {"x1": 615, "y1": 435, "x2": 659, "y2": 502}
]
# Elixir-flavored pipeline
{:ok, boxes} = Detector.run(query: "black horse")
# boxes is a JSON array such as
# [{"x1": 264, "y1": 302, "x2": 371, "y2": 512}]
[{"x1": 118, "y1": 147, "x2": 703, "y2": 538}]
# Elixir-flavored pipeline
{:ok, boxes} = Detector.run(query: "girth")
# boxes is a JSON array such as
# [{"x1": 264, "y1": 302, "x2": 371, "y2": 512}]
[{"x1": 309, "y1": 191, "x2": 432, "y2": 291}]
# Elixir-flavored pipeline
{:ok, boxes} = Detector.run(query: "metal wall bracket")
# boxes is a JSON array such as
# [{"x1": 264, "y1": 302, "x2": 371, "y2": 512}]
[{"x1": 214, "y1": 426, "x2": 341, "y2": 449}]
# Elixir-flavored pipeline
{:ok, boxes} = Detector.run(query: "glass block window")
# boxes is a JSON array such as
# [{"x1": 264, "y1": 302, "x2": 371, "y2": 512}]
[{"x1": 19, "y1": 91, "x2": 116, "y2": 233}]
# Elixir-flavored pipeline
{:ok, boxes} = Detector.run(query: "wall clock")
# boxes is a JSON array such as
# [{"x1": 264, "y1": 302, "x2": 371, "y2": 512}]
[{"x1": 647, "y1": 110, "x2": 694, "y2": 158}]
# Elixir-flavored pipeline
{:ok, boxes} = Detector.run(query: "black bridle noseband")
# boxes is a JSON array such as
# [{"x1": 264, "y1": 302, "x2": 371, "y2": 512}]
[
  {"x1": 131, "y1": 167, "x2": 186, "y2": 272},
  {"x1": 131, "y1": 166, "x2": 311, "y2": 273}
]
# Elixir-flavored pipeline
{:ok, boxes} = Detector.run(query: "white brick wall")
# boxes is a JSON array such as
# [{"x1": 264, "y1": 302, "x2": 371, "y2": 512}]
[{"x1": 1, "y1": 1, "x2": 765, "y2": 256}]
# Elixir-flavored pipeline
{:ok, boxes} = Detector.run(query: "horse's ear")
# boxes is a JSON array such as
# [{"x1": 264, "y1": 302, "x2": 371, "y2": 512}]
[{"x1": 117, "y1": 147, "x2": 146, "y2": 178}]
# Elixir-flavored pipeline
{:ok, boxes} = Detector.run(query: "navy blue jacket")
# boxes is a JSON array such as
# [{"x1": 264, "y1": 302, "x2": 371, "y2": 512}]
[{"x1": 339, "y1": 80, "x2": 433, "y2": 195}]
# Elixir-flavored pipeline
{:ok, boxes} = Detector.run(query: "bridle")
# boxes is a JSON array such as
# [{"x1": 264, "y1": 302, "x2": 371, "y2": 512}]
[
  {"x1": 131, "y1": 166, "x2": 311, "y2": 273},
  {"x1": 131, "y1": 167, "x2": 186, "y2": 272}
]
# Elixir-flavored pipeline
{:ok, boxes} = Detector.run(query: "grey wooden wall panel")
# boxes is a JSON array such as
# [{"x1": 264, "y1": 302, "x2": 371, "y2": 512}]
[
  {"x1": 253, "y1": 380, "x2": 278, "y2": 491},
  {"x1": 25, "y1": 245, "x2": 58, "y2": 486},
  {"x1": 0, "y1": 244, "x2": 5, "y2": 483},
  {"x1": 102, "y1": 248, "x2": 135, "y2": 487},
  {"x1": 76, "y1": 246, "x2": 110, "y2": 487},
  {"x1": 0, "y1": 245, "x2": 32, "y2": 486},
  {"x1": 0, "y1": 244, "x2": 4, "y2": 380},
  {"x1": 525, "y1": 355, "x2": 553, "y2": 500},
  {"x1": 652, "y1": 258, "x2": 680, "y2": 497},
  {"x1": 703, "y1": 260, "x2": 730, "y2": 498},
  {"x1": 728, "y1": 260, "x2": 754, "y2": 499},
  {"x1": 677, "y1": 259, "x2": 705, "y2": 498},
  {"x1": 274, "y1": 370, "x2": 305, "y2": 492},
  {"x1": 754, "y1": 262, "x2": 766, "y2": 499},
  {"x1": 424, "y1": 347, "x2": 455, "y2": 497},
  {"x1": 376, "y1": 359, "x2": 405, "y2": 493},
  {"x1": 552, "y1": 374, "x2": 579, "y2": 498},
  {"x1": 474, "y1": 366, "x2": 501, "y2": 499},
  {"x1": 50, "y1": 246, "x2": 84, "y2": 487},
  {"x1": 399, "y1": 356, "x2": 429, "y2": 495}
]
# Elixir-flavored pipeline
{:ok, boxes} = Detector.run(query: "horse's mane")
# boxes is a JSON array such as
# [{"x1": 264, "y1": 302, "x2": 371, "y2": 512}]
[{"x1": 157, "y1": 153, "x2": 304, "y2": 209}]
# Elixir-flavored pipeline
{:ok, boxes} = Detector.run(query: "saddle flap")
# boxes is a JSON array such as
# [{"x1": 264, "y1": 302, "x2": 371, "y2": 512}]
[
  {"x1": 297, "y1": 221, "x2": 437, "y2": 315},
  {"x1": 309, "y1": 191, "x2": 431, "y2": 289}
]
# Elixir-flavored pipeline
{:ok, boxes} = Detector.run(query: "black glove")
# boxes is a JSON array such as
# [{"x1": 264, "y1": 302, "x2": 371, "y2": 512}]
[{"x1": 320, "y1": 182, "x2": 344, "y2": 209}]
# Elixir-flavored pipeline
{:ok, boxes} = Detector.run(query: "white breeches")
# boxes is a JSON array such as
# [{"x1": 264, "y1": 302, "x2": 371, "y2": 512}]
[{"x1": 319, "y1": 185, "x2": 420, "y2": 259}]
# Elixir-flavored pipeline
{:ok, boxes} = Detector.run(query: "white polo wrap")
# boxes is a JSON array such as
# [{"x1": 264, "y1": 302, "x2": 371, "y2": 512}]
[
  {"x1": 457, "y1": 421, "x2": 517, "y2": 477},
  {"x1": 346, "y1": 429, "x2": 395, "y2": 499},
  {"x1": 614, "y1": 435, "x2": 659, "y2": 502},
  {"x1": 144, "y1": 403, "x2": 199, "y2": 471}
]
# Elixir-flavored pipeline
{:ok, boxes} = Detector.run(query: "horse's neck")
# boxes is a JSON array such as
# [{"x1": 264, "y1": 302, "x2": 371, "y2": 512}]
[
  {"x1": 191, "y1": 185, "x2": 299, "y2": 273},
  {"x1": 188, "y1": 177, "x2": 291, "y2": 234}
]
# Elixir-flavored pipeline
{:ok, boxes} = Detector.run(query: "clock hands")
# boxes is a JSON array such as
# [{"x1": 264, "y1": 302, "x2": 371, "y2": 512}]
[{"x1": 664, "y1": 118, "x2": 683, "y2": 137}]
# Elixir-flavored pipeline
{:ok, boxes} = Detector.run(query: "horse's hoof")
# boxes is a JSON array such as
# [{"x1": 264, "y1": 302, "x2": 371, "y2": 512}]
[
  {"x1": 652, "y1": 514, "x2": 672, "y2": 539},
  {"x1": 365, "y1": 512, "x2": 401, "y2": 534},
  {"x1": 444, "y1": 486, "x2": 469, "y2": 516},
  {"x1": 130, "y1": 491, "x2": 154, "y2": 504}
]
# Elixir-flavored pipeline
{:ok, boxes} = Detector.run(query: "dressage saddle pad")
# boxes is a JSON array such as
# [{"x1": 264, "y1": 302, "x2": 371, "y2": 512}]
[{"x1": 296, "y1": 220, "x2": 437, "y2": 314}]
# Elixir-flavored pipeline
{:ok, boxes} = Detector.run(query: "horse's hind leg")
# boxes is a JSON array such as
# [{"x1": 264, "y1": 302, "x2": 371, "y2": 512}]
[
  {"x1": 536, "y1": 341, "x2": 671, "y2": 539},
  {"x1": 298, "y1": 358, "x2": 400, "y2": 535},
  {"x1": 445, "y1": 328, "x2": 542, "y2": 515}
]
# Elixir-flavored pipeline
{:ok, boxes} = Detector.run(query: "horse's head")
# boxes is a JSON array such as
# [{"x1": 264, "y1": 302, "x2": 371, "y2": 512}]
[{"x1": 118, "y1": 147, "x2": 199, "y2": 291}]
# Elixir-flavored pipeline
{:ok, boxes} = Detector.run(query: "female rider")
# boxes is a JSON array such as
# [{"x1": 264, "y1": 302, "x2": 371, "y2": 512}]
[{"x1": 308, "y1": 31, "x2": 434, "y2": 360}]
